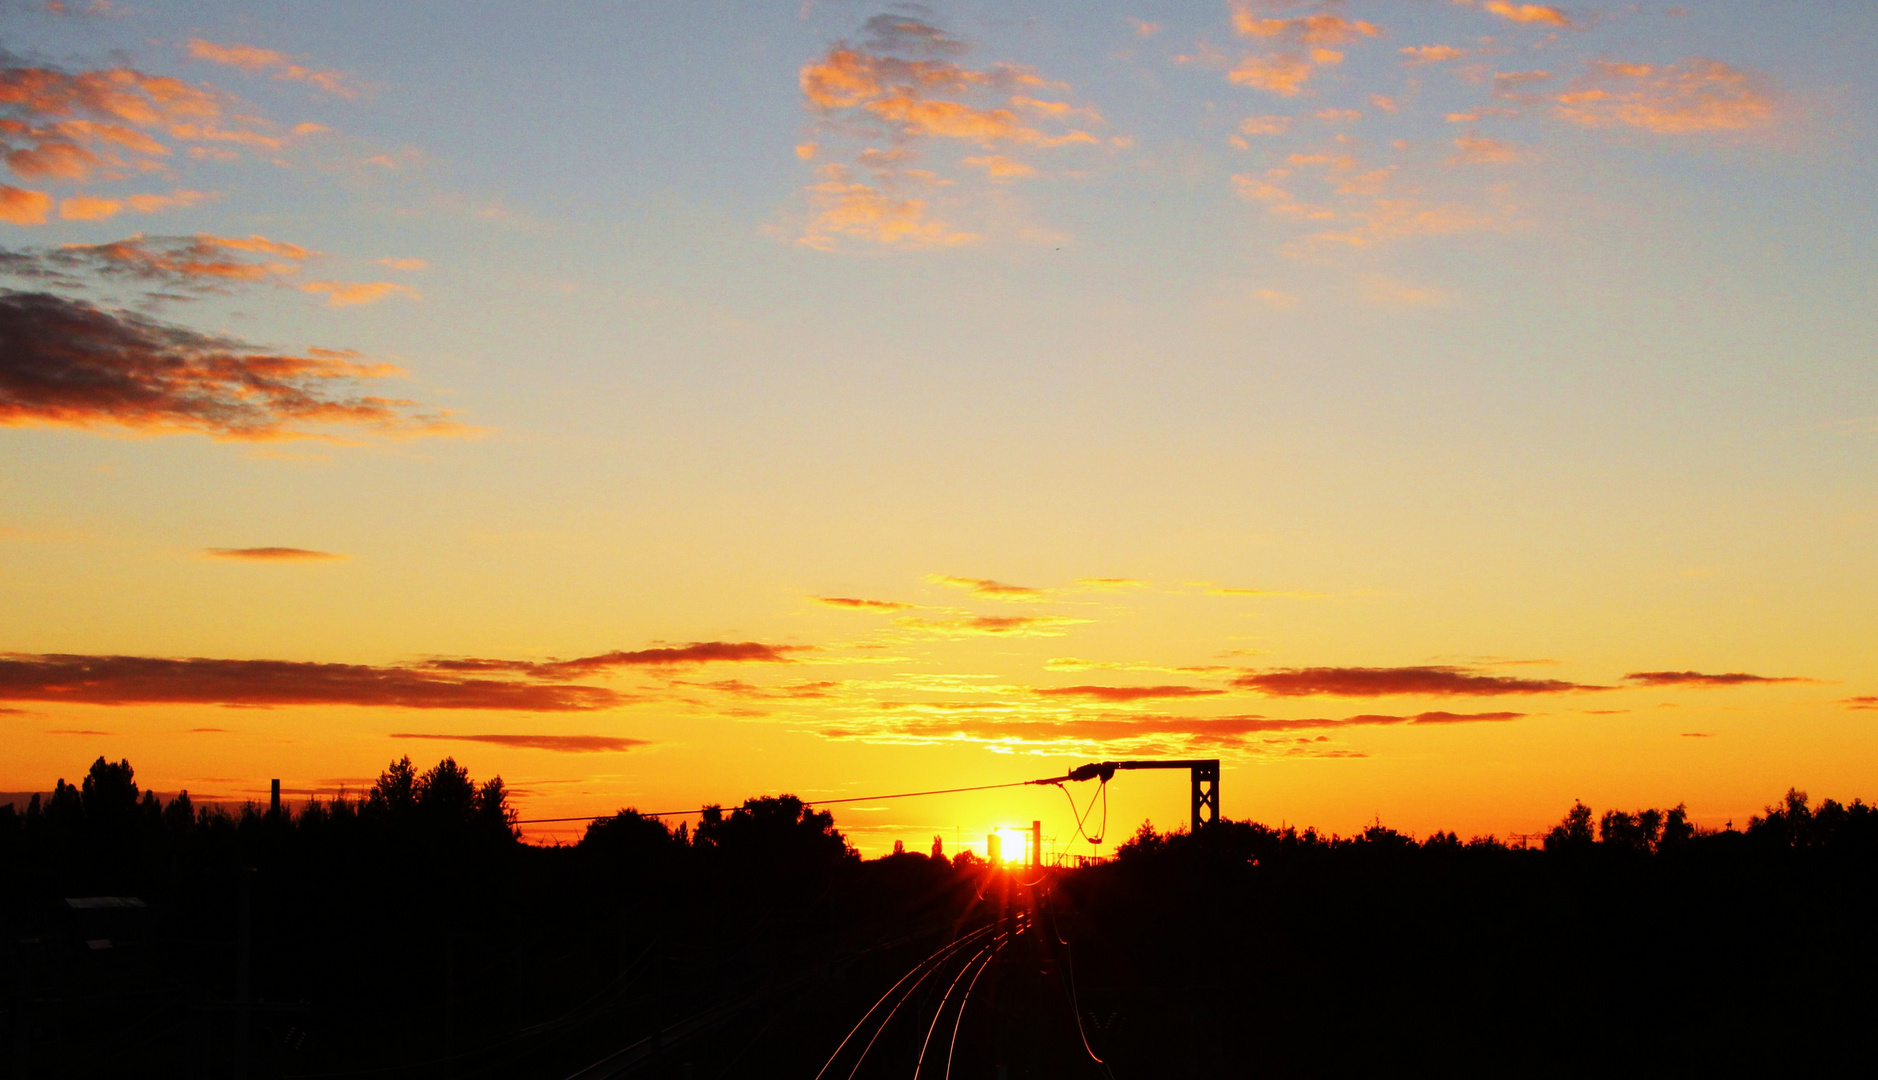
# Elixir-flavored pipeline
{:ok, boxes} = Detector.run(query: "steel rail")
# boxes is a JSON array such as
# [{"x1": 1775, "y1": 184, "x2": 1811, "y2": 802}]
[
  {"x1": 941, "y1": 922, "x2": 1011, "y2": 1080},
  {"x1": 911, "y1": 939, "x2": 997, "y2": 1079},
  {"x1": 810, "y1": 924, "x2": 995, "y2": 1080}
]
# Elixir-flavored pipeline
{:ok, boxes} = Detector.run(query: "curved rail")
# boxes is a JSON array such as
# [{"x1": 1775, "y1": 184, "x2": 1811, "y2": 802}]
[
  {"x1": 811, "y1": 924, "x2": 996, "y2": 1080},
  {"x1": 941, "y1": 931, "x2": 1006, "y2": 1080},
  {"x1": 912, "y1": 939, "x2": 998, "y2": 1078}
]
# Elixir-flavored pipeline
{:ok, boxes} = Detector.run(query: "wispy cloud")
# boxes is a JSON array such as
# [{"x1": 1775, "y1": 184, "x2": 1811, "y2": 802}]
[
  {"x1": 1033, "y1": 684, "x2": 1228, "y2": 702},
  {"x1": 814, "y1": 707, "x2": 1527, "y2": 755},
  {"x1": 1553, "y1": 59, "x2": 1774, "y2": 134},
  {"x1": 1401, "y1": 45, "x2": 1470, "y2": 65},
  {"x1": 893, "y1": 615, "x2": 1090, "y2": 638},
  {"x1": 0, "y1": 234, "x2": 312, "y2": 296},
  {"x1": 814, "y1": 596, "x2": 914, "y2": 612},
  {"x1": 795, "y1": 12, "x2": 1107, "y2": 248},
  {"x1": 536, "y1": 642, "x2": 809, "y2": 675},
  {"x1": 1226, "y1": 1, "x2": 1380, "y2": 96},
  {"x1": 1840, "y1": 697, "x2": 1878, "y2": 711},
  {"x1": 1450, "y1": 133, "x2": 1525, "y2": 165},
  {"x1": 186, "y1": 38, "x2": 361, "y2": 98},
  {"x1": 0, "y1": 291, "x2": 467, "y2": 441},
  {"x1": 1234, "y1": 666, "x2": 1597, "y2": 697},
  {"x1": 206, "y1": 547, "x2": 344, "y2": 561},
  {"x1": 1204, "y1": 584, "x2": 1330, "y2": 598},
  {"x1": 0, "y1": 54, "x2": 319, "y2": 203},
  {"x1": 57, "y1": 189, "x2": 214, "y2": 222},
  {"x1": 927, "y1": 574, "x2": 1045, "y2": 601},
  {"x1": 1469, "y1": 1, "x2": 1575, "y2": 28},
  {"x1": 390, "y1": 733, "x2": 647, "y2": 753},
  {"x1": 299, "y1": 280, "x2": 421, "y2": 307},
  {"x1": 1622, "y1": 670, "x2": 1809, "y2": 687},
  {"x1": 0, "y1": 654, "x2": 625, "y2": 711},
  {"x1": 1074, "y1": 577, "x2": 1148, "y2": 591}
]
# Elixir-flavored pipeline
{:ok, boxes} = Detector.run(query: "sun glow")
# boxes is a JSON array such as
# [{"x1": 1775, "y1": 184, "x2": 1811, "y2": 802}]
[{"x1": 992, "y1": 827, "x2": 1034, "y2": 866}]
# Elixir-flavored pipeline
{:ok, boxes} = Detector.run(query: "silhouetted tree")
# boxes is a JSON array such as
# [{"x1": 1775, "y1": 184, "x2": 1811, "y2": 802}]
[
  {"x1": 418, "y1": 757, "x2": 478, "y2": 822},
  {"x1": 368, "y1": 755, "x2": 419, "y2": 818},
  {"x1": 46, "y1": 777, "x2": 83, "y2": 829},
  {"x1": 476, "y1": 776, "x2": 516, "y2": 838},
  {"x1": 693, "y1": 795, "x2": 853, "y2": 872},
  {"x1": 80, "y1": 756, "x2": 140, "y2": 826},
  {"x1": 1545, "y1": 801, "x2": 1596, "y2": 851},
  {"x1": 581, "y1": 809, "x2": 678, "y2": 862},
  {"x1": 1660, "y1": 803, "x2": 1695, "y2": 849},
  {"x1": 1598, "y1": 809, "x2": 1663, "y2": 852}
]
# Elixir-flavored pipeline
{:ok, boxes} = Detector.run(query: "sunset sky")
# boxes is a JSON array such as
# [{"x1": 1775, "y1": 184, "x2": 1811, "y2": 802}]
[{"x1": 3, "y1": 0, "x2": 1875, "y2": 856}]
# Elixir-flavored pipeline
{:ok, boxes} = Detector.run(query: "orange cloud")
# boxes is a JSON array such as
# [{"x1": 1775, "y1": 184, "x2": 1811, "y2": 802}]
[
  {"x1": 1234, "y1": 666, "x2": 1598, "y2": 696},
  {"x1": 534, "y1": 642, "x2": 809, "y2": 675},
  {"x1": 207, "y1": 234, "x2": 311, "y2": 259},
  {"x1": 186, "y1": 39, "x2": 359, "y2": 98},
  {"x1": 57, "y1": 188, "x2": 213, "y2": 221},
  {"x1": 893, "y1": 615, "x2": 1090, "y2": 638},
  {"x1": 0, "y1": 63, "x2": 219, "y2": 127},
  {"x1": 1450, "y1": 133, "x2": 1524, "y2": 164},
  {"x1": 800, "y1": 179, "x2": 977, "y2": 250},
  {"x1": 1033, "y1": 685, "x2": 1228, "y2": 702},
  {"x1": 0, "y1": 60, "x2": 259, "y2": 189},
  {"x1": 299, "y1": 280, "x2": 421, "y2": 307},
  {"x1": 1553, "y1": 58, "x2": 1774, "y2": 133},
  {"x1": 962, "y1": 155, "x2": 1038, "y2": 180},
  {"x1": 206, "y1": 547, "x2": 343, "y2": 561},
  {"x1": 373, "y1": 257, "x2": 427, "y2": 271},
  {"x1": 1622, "y1": 670, "x2": 1809, "y2": 687},
  {"x1": 796, "y1": 14, "x2": 1103, "y2": 249},
  {"x1": 1478, "y1": 2, "x2": 1573, "y2": 27},
  {"x1": 1228, "y1": 54, "x2": 1316, "y2": 96},
  {"x1": 0, "y1": 234, "x2": 307, "y2": 293},
  {"x1": 0, "y1": 654, "x2": 623, "y2": 711},
  {"x1": 5, "y1": 139, "x2": 101, "y2": 180},
  {"x1": 1841, "y1": 697, "x2": 1878, "y2": 710},
  {"x1": 1225, "y1": 5, "x2": 1378, "y2": 95},
  {"x1": 0, "y1": 291, "x2": 459, "y2": 441},
  {"x1": 1401, "y1": 45, "x2": 1468, "y2": 65},
  {"x1": 927, "y1": 574, "x2": 1044, "y2": 600},
  {"x1": 1239, "y1": 115, "x2": 1291, "y2": 136},
  {"x1": 0, "y1": 185, "x2": 52, "y2": 224},
  {"x1": 1231, "y1": 10, "x2": 1379, "y2": 47},
  {"x1": 814, "y1": 596, "x2": 914, "y2": 611},
  {"x1": 823, "y1": 707, "x2": 1529, "y2": 754},
  {"x1": 390, "y1": 733, "x2": 647, "y2": 753}
]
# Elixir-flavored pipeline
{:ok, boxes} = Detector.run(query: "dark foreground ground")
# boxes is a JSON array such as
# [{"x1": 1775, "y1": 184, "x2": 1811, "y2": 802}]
[{"x1": 5, "y1": 758, "x2": 1877, "y2": 1077}]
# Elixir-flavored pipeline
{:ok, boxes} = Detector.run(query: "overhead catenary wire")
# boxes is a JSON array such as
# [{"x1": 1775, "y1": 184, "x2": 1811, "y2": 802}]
[{"x1": 515, "y1": 779, "x2": 1051, "y2": 824}]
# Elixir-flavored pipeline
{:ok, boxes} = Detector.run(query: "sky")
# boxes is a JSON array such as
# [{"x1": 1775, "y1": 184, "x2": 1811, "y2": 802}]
[{"x1": 2, "y1": 0, "x2": 1875, "y2": 856}]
